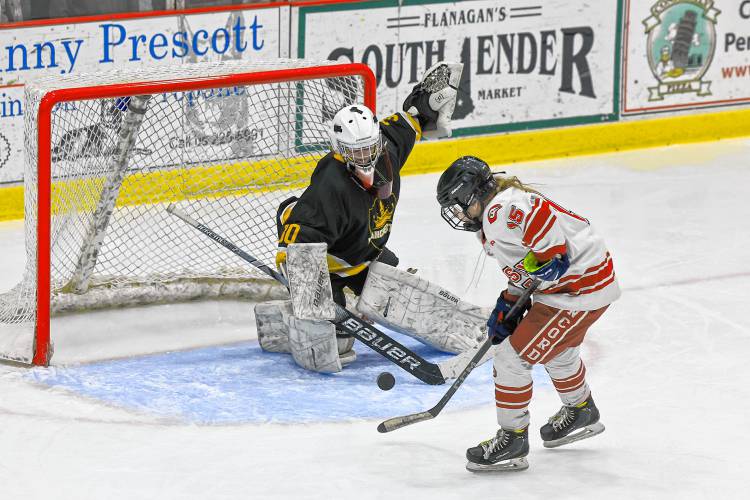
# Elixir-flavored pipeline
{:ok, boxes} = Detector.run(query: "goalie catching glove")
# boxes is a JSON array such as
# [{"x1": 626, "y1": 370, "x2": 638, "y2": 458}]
[{"x1": 402, "y1": 62, "x2": 463, "y2": 139}]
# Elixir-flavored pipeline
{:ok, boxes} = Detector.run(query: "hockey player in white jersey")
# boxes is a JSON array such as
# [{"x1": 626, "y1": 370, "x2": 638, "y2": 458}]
[{"x1": 436, "y1": 156, "x2": 621, "y2": 472}]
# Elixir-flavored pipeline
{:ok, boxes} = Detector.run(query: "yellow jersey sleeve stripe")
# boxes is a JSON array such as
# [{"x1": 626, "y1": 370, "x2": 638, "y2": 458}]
[
  {"x1": 400, "y1": 111, "x2": 423, "y2": 141},
  {"x1": 280, "y1": 203, "x2": 295, "y2": 225},
  {"x1": 326, "y1": 254, "x2": 370, "y2": 277},
  {"x1": 278, "y1": 248, "x2": 368, "y2": 278}
]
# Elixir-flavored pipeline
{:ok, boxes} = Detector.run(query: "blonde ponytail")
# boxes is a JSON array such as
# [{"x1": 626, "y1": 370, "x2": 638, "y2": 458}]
[{"x1": 491, "y1": 173, "x2": 541, "y2": 196}]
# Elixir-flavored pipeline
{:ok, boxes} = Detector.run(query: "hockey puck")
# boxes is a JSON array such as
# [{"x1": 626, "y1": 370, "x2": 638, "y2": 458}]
[{"x1": 376, "y1": 372, "x2": 395, "y2": 391}]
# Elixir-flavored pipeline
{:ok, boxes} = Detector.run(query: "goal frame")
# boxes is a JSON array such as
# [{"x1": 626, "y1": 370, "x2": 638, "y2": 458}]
[{"x1": 31, "y1": 62, "x2": 377, "y2": 366}]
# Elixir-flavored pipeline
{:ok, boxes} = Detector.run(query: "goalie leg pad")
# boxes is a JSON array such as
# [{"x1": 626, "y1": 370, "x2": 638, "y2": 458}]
[
  {"x1": 356, "y1": 262, "x2": 488, "y2": 354},
  {"x1": 287, "y1": 242, "x2": 336, "y2": 321},
  {"x1": 254, "y1": 300, "x2": 355, "y2": 369},
  {"x1": 286, "y1": 243, "x2": 344, "y2": 372},
  {"x1": 287, "y1": 316, "x2": 342, "y2": 374},
  {"x1": 255, "y1": 300, "x2": 292, "y2": 353}
]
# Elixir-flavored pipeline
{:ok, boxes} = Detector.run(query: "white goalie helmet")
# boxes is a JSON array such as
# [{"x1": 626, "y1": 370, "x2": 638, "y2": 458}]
[{"x1": 329, "y1": 104, "x2": 383, "y2": 188}]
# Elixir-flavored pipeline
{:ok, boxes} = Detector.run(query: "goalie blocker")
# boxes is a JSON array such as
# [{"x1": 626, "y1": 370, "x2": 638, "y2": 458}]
[{"x1": 256, "y1": 245, "x2": 488, "y2": 373}]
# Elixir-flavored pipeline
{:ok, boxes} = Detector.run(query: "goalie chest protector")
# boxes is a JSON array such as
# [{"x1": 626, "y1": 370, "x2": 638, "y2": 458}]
[{"x1": 278, "y1": 115, "x2": 418, "y2": 275}]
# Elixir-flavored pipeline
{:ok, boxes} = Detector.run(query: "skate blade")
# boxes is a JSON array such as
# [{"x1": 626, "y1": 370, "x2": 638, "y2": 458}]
[
  {"x1": 543, "y1": 421, "x2": 605, "y2": 449},
  {"x1": 466, "y1": 457, "x2": 529, "y2": 473}
]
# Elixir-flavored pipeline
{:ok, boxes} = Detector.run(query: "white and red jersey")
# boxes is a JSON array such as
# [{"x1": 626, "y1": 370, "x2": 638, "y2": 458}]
[{"x1": 479, "y1": 187, "x2": 620, "y2": 311}]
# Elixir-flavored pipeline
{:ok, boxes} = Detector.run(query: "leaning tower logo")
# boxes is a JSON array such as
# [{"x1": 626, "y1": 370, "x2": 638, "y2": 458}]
[{"x1": 643, "y1": 0, "x2": 721, "y2": 101}]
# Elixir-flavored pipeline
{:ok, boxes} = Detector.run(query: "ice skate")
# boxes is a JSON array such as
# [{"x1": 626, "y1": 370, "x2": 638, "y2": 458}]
[
  {"x1": 465, "y1": 427, "x2": 529, "y2": 472},
  {"x1": 540, "y1": 394, "x2": 605, "y2": 448}
]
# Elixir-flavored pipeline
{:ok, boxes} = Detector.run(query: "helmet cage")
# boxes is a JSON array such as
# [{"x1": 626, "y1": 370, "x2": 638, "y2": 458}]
[
  {"x1": 440, "y1": 202, "x2": 481, "y2": 232},
  {"x1": 338, "y1": 134, "x2": 383, "y2": 174},
  {"x1": 437, "y1": 159, "x2": 497, "y2": 232}
]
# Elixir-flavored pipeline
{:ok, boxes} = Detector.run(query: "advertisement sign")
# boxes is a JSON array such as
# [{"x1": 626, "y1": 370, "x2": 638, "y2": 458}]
[
  {"x1": 623, "y1": 0, "x2": 750, "y2": 114},
  {"x1": 297, "y1": 0, "x2": 621, "y2": 137},
  {"x1": 0, "y1": 6, "x2": 283, "y2": 183},
  {"x1": 49, "y1": 88, "x2": 278, "y2": 177}
]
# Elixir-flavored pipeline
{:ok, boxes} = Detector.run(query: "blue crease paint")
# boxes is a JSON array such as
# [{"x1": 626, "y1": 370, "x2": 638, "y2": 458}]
[{"x1": 29, "y1": 332, "x2": 550, "y2": 424}]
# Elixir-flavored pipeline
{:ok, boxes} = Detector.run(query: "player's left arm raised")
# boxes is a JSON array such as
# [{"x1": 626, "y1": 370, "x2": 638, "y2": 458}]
[
  {"x1": 402, "y1": 62, "x2": 463, "y2": 140},
  {"x1": 379, "y1": 62, "x2": 464, "y2": 168}
]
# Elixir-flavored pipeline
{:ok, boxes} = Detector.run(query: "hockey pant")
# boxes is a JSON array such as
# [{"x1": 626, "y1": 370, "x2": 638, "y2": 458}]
[{"x1": 493, "y1": 303, "x2": 609, "y2": 431}]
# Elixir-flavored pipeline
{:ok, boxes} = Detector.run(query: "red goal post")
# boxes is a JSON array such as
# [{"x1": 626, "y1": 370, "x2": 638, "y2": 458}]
[{"x1": 0, "y1": 60, "x2": 376, "y2": 366}]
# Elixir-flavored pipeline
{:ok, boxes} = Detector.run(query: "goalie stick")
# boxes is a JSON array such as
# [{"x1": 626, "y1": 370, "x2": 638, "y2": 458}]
[
  {"x1": 377, "y1": 278, "x2": 541, "y2": 433},
  {"x1": 166, "y1": 204, "x2": 446, "y2": 385}
]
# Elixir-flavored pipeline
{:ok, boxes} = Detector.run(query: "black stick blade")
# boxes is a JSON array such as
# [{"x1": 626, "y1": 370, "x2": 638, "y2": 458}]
[{"x1": 377, "y1": 411, "x2": 434, "y2": 433}]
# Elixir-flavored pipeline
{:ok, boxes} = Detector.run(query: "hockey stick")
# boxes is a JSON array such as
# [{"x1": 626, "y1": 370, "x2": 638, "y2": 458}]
[
  {"x1": 377, "y1": 278, "x2": 541, "y2": 433},
  {"x1": 166, "y1": 204, "x2": 446, "y2": 385}
]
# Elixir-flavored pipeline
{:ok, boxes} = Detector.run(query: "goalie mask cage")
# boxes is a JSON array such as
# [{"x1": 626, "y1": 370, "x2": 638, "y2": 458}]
[{"x1": 0, "y1": 59, "x2": 376, "y2": 366}]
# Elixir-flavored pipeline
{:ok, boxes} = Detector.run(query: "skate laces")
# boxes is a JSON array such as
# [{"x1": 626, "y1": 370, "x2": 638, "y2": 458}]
[
  {"x1": 481, "y1": 430, "x2": 510, "y2": 459},
  {"x1": 550, "y1": 406, "x2": 576, "y2": 431}
]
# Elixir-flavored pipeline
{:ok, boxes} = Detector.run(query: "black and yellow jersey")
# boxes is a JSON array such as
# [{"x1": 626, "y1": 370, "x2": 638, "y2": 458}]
[{"x1": 276, "y1": 111, "x2": 421, "y2": 278}]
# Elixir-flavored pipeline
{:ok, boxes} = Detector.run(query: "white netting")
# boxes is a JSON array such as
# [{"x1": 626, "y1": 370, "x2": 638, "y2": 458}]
[{"x1": 0, "y1": 59, "x2": 367, "y2": 363}]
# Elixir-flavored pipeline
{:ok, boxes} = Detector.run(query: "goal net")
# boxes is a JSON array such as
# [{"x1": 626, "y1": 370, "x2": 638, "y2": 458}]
[{"x1": 0, "y1": 59, "x2": 375, "y2": 365}]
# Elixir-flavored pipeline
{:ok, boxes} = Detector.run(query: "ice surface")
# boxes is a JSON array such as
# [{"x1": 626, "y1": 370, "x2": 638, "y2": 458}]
[{"x1": 1, "y1": 138, "x2": 749, "y2": 499}]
